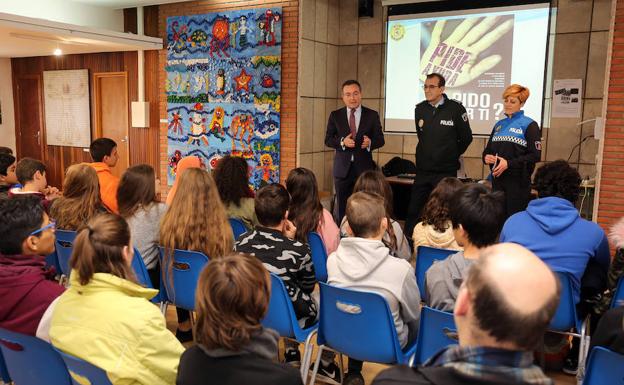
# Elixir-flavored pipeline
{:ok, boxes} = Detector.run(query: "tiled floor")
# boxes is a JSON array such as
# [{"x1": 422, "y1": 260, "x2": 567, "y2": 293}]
[{"x1": 165, "y1": 306, "x2": 577, "y2": 385}]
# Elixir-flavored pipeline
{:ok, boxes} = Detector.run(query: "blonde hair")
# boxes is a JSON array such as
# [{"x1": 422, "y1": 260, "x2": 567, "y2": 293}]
[
  {"x1": 50, "y1": 163, "x2": 103, "y2": 230},
  {"x1": 160, "y1": 168, "x2": 233, "y2": 260},
  {"x1": 70, "y1": 213, "x2": 136, "y2": 286},
  {"x1": 503, "y1": 84, "x2": 530, "y2": 104},
  {"x1": 194, "y1": 253, "x2": 270, "y2": 350}
]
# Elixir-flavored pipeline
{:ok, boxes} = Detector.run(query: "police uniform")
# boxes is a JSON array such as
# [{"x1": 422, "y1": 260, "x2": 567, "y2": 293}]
[
  {"x1": 404, "y1": 94, "x2": 473, "y2": 240},
  {"x1": 482, "y1": 110, "x2": 541, "y2": 217}
]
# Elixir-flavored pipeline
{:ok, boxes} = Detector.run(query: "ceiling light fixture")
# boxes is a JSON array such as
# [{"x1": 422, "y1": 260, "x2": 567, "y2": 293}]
[{"x1": 53, "y1": 47, "x2": 62, "y2": 56}]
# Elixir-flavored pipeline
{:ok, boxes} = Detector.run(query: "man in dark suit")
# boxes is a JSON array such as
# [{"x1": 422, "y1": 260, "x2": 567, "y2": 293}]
[{"x1": 325, "y1": 80, "x2": 385, "y2": 222}]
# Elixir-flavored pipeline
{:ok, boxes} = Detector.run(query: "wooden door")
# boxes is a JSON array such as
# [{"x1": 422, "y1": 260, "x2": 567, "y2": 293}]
[
  {"x1": 15, "y1": 75, "x2": 45, "y2": 160},
  {"x1": 93, "y1": 72, "x2": 129, "y2": 178}
]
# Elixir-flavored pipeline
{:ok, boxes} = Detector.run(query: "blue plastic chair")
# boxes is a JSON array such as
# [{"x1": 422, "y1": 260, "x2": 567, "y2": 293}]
[
  {"x1": 549, "y1": 272, "x2": 591, "y2": 381},
  {"x1": 583, "y1": 346, "x2": 624, "y2": 385},
  {"x1": 45, "y1": 251, "x2": 62, "y2": 274},
  {"x1": 55, "y1": 348, "x2": 113, "y2": 385},
  {"x1": 0, "y1": 349, "x2": 10, "y2": 384},
  {"x1": 0, "y1": 328, "x2": 71, "y2": 385},
  {"x1": 262, "y1": 274, "x2": 318, "y2": 381},
  {"x1": 229, "y1": 217, "x2": 248, "y2": 240},
  {"x1": 308, "y1": 232, "x2": 328, "y2": 282},
  {"x1": 158, "y1": 247, "x2": 210, "y2": 312},
  {"x1": 130, "y1": 248, "x2": 165, "y2": 305},
  {"x1": 610, "y1": 277, "x2": 624, "y2": 309},
  {"x1": 307, "y1": 283, "x2": 418, "y2": 385},
  {"x1": 415, "y1": 246, "x2": 455, "y2": 301},
  {"x1": 55, "y1": 230, "x2": 77, "y2": 278},
  {"x1": 413, "y1": 306, "x2": 458, "y2": 365}
]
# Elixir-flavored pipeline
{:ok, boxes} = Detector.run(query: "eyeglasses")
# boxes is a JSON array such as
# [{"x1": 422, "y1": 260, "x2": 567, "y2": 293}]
[
  {"x1": 30, "y1": 220, "x2": 56, "y2": 236},
  {"x1": 423, "y1": 85, "x2": 440, "y2": 90}
]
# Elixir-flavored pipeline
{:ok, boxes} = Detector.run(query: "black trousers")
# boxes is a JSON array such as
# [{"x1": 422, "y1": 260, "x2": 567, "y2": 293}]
[
  {"x1": 404, "y1": 171, "x2": 456, "y2": 243},
  {"x1": 334, "y1": 164, "x2": 358, "y2": 224},
  {"x1": 492, "y1": 172, "x2": 531, "y2": 219}
]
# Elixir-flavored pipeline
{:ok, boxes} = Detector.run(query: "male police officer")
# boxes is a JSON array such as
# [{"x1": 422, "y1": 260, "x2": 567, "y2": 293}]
[{"x1": 404, "y1": 73, "x2": 473, "y2": 241}]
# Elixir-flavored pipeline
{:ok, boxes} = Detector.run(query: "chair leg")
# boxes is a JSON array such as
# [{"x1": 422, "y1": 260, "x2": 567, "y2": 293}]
[
  {"x1": 301, "y1": 330, "x2": 317, "y2": 382},
  {"x1": 160, "y1": 301, "x2": 168, "y2": 316},
  {"x1": 576, "y1": 316, "x2": 591, "y2": 385},
  {"x1": 338, "y1": 353, "x2": 344, "y2": 385},
  {"x1": 308, "y1": 345, "x2": 324, "y2": 385}
]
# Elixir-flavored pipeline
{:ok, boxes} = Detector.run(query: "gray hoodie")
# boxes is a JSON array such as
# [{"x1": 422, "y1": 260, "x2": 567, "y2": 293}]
[
  {"x1": 425, "y1": 251, "x2": 473, "y2": 312},
  {"x1": 327, "y1": 237, "x2": 421, "y2": 346}
]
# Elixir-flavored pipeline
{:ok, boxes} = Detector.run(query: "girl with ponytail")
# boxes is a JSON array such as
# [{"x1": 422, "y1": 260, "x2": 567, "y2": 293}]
[{"x1": 48, "y1": 213, "x2": 184, "y2": 385}]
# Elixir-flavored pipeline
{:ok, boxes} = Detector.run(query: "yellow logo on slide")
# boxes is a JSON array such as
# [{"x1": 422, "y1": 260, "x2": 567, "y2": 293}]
[{"x1": 390, "y1": 24, "x2": 405, "y2": 41}]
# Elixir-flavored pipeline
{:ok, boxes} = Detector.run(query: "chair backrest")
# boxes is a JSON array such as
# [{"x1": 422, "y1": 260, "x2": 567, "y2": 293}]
[
  {"x1": 158, "y1": 247, "x2": 210, "y2": 311},
  {"x1": 229, "y1": 217, "x2": 248, "y2": 240},
  {"x1": 583, "y1": 346, "x2": 624, "y2": 385},
  {"x1": 55, "y1": 230, "x2": 78, "y2": 276},
  {"x1": 0, "y1": 348, "x2": 10, "y2": 383},
  {"x1": 56, "y1": 348, "x2": 113, "y2": 385},
  {"x1": 261, "y1": 274, "x2": 298, "y2": 339},
  {"x1": 0, "y1": 328, "x2": 70, "y2": 385},
  {"x1": 45, "y1": 251, "x2": 62, "y2": 274},
  {"x1": 415, "y1": 246, "x2": 455, "y2": 301},
  {"x1": 413, "y1": 306, "x2": 458, "y2": 365},
  {"x1": 550, "y1": 272, "x2": 580, "y2": 331},
  {"x1": 131, "y1": 248, "x2": 153, "y2": 288},
  {"x1": 611, "y1": 277, "x2": 624, "y2": 309},
  {"x1": 308, "y1": 232, "x2": 328, "y2": 282},
  {"x1": 317, "y1": 283, "x2": 404, "y2": 364}
]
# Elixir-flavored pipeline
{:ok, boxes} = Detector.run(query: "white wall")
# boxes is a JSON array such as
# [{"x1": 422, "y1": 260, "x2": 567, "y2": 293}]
[
  {"x1": 0, "y1": 58, "x2": 15, "y2": 152},
  {"x1": 0, "y1": 0, "x2": 124, "y2": 32}
]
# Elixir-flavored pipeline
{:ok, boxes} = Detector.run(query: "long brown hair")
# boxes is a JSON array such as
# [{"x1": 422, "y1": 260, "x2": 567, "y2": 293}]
[
  {"x1": 285, "y1": 168, "x2": 323, "y2": 243},
  {"x1": 421, "y1": 177, "x2": 464, "y2": 232},
  {"x1": 159, "y1": 168, "x2": 233, "y2": 260},
  {"x1": 194, "y1": 253, "x2": 270, "y2": 350},
  {"x1": 50, "y1": 163, "x2": 103, "y2": 230},
  {"x1": 117, "y1": 164, "x2": 158, "y2": 218},
  {"x1": 353, "y1": 170, "x2": 398, "y2": 251},
  {"x1": 70, "y1": 213, "x2": 136, "y2": 286}
]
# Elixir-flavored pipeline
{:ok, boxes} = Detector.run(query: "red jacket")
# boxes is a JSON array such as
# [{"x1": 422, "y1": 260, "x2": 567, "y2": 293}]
[{"x1": 0, "y1": 254, "x2": 64, "y2": 335}]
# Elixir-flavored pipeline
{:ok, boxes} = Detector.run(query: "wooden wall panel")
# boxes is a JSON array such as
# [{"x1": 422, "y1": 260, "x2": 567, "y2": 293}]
[{"x1": 11, "y1": 48, "x2": 161, "y2": 189}]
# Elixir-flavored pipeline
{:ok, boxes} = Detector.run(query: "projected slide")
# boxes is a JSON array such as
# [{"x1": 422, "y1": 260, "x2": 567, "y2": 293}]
[{"x1": 385, "y1": 4, "x2": 550, "y2": 136}]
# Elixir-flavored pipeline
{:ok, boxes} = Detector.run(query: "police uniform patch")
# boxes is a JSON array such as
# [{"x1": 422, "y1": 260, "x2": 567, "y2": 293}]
[
  {"x1": 494, "y1": 125, "x2": 501, "y2": 134},
  {"x1": 418, "y1": 119, "x2": 424, "y2": 128},
  {"x1": 535, "y1": 141, "x2": 542, "y2": 150},
  {"x1": 461, "y1": 112, "x2": 468, "y2": 122}
]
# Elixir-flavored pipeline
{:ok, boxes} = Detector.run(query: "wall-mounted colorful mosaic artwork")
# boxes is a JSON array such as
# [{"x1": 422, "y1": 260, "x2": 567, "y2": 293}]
[{"x1": 166, "y1": 8, "x2": 282, "y2": 188}]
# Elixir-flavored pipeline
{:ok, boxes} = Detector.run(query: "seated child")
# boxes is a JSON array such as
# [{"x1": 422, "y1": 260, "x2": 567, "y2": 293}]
[
  {"x1": 0, "y1": 153, "x2": 18, "y2": 200},
  {"x1": 327, "y1": 191, "x2": 421, "y2": 384},
  {"x1": 49, "y1": 163, "x2": 108, "y2": 230},
  {"x1": 0, "y1": 196, "x2": 64, "y2": 335},
  {"x1": 214, "y1": 155, "x2": 258, "y2": 230},
  {"x1": 177, "y1": 253, "x2": 303, "y2": 385},
  {"x1": 49, "y1": 213, "x2": 184, "y2": 384},
  {"x1": 412, "y1": 177, "x2": 464, "y2": 251},
  {"x1": 10, "y1": 158, "x2": 60, "y2": 212},
  {"x1": 88, "y1": 138, "x2": 120, "y2": 213},
  {"x1": 235, "y1": 183, "x2": 317, "y2": 364},
  {"x1": 426, "y1": 183, "x2": 505, "y2": 311}
]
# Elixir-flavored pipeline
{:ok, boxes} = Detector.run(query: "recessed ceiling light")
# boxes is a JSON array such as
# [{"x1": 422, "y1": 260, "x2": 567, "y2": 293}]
[{"x1": 53, "y1": 48, "x2": 62, "y2": 56}]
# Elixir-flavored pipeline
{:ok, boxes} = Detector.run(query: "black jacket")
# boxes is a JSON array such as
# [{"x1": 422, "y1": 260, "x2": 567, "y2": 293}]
[
  {"x1": 325, "y1": 106, "x2": 385, "y2": 178},
  {"x1": 177, "y1": 330, "x2": 303, "y2": 385},
  {"x1": 414, "y1": 95, "x2": 472, "y2": 174},
  {"x1": 372, "y1": 365, "x2": 540, "y2": 385},
  {"x1": 590, "y1": 306, "x2": 624, "y2": 355}
]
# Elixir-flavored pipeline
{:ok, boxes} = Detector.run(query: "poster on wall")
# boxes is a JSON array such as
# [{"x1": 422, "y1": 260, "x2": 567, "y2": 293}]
[
  {"x1": 43, "y1": 69, "x2": 91, "y2": 147},
  {"x1": 552, "y1": 79, "x2": 582, "y2": 118},
  {"x1": 166, "y1": 8, "x2": 282, "y2": 188}
]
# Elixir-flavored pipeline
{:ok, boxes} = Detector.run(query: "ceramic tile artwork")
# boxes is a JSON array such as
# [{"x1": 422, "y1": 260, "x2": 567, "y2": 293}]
[{"x1": 165, "y1": 8, "x2": 282, "y2": 189}]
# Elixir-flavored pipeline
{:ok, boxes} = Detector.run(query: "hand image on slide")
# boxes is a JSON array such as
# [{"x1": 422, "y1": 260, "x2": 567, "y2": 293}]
[{"x1": 419, "y1": 16, "x2": 513, "y2": 87}]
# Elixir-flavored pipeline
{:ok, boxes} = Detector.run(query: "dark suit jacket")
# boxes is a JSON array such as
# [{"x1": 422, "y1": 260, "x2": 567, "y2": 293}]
[{"x1": 324, "y1": 106, "x2": 385, "y2": 178}]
